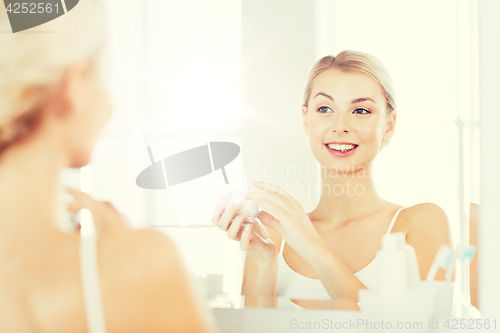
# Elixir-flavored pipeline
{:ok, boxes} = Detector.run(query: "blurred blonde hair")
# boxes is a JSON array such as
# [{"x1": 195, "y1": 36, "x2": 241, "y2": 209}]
[
  {"x1": 303, "y1": 50, "x2": 396, "y2": 113},
  {"x1": 0, "y1": 0, "x2": 106, "y2": 154}
]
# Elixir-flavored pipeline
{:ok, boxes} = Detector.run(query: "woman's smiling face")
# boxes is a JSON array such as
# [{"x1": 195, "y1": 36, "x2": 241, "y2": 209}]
[{"x1": 302, "y1": 69, "x2": 396, "y2": 172}]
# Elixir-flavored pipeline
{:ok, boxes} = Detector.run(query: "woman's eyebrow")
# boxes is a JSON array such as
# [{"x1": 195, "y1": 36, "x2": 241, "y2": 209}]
[
  {"x1": 314, "y1": 93, "x2": 376, "y2": 105},
  {"x1": 314, "y1": 92, "x2": 333, "y2": 101},
  {"x1": 351, "y1": 97, "x2": 376, "y2": 104}
]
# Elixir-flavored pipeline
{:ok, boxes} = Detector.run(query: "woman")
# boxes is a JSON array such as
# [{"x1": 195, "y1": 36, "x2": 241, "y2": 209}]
[
  {"x1": 213, "y1": 50, "x2": 454, "y2": 310},
  {"x1": 0, "y1": 1, "x2": 216, "y2": 332}
]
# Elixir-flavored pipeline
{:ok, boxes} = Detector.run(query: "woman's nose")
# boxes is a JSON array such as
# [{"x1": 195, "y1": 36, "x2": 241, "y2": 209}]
[{"x1": 331, "y1": 113, "x2": 350, "y2": 133}]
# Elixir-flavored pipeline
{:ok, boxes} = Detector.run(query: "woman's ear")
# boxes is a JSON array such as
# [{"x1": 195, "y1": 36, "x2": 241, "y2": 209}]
[
  {"x1": 382, "y1": 109, "x2": 396, "y2": 142},
  {"x1": 302, "y1": 105, "x2": 309, "y2": 138}
]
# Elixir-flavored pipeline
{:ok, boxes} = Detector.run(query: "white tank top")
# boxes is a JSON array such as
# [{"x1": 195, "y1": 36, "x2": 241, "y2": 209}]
[
  {"x1": 80, "y1": 235, "x2": 107, "y2": 332},
  {"x1": 276, "y1": 206, "x2": 406, "y2": 309}
]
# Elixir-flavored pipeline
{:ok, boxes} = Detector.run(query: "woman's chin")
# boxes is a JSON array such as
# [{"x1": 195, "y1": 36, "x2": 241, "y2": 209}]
[
  {"x1": 320, "y1": 164, "x2": 357, "y2": 175},
  {"x1": 317, "y1": 158, "x2": 372, "y2": 176}
]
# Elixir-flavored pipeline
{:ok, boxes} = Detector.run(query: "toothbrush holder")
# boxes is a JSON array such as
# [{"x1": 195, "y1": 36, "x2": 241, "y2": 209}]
[{"x1": 426, "y1": 280, "x2": 454, "y2": 318}]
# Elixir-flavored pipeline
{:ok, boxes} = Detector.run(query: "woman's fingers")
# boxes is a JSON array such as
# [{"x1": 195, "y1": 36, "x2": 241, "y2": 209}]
[
  {"x1": 100, "y1": 202, "x2": 131, "y2": 228},
  {"x1": 247, "y1": 191, "x2": 295, "y2": 214},
  {"x1": 241, "y1": 228, "x2": 274, "y2": 257},
  {"x1": 64, "y1": 187, "x2": 127, "y2": 232},
  {"x1": 248, "y1": 218, "x2": 269, "y2": 239},
  {"x1": 240, "y1": 224, "x2": 253, "y2": 251},
  {"x1": 66, "y1": 188, "x2": 104, "y2": 226},
  {"x1": 226, "y1": 210, "x2": 250, "y2": 240},
  {"x1": 66, "y1": 187, "x2": 95, "y2": 213},
  {"x1": 94, "y1": 201, "x2": 127, "y2": 230},
  {"x1": 255, "y1": 210, "x2": 283, "y2": 233},
  {"x1": 252, "y1": 181, "x2": 297, "y2": 207},
  {"x1": 211, "y1": 194, "x2": 278, "y2": 259},
  {"x1": 246, "y1": 193, "x2": 288, "y2": 224},
  {"x1": 216, "y1": 202, "x2": 242, "y2": 231}
]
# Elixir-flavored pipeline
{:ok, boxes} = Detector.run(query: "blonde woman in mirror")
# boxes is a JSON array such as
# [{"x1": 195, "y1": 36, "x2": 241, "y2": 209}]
[
  {"x1": 0, "y1": 1, "x2": 216, "y2": 332},
  {"x1": 213, "y1": 50, "x2": 455, "y2": 310}
]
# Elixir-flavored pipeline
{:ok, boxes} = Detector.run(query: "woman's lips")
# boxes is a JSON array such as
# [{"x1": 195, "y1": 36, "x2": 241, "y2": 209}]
[{"x1": 324, "y1": 144, "x2": 359, "y2": 157}]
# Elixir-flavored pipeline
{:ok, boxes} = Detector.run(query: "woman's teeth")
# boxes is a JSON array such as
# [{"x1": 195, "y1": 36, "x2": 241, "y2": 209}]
[{"x1": 327, "y1": 144, "x2": 356, "y2": 152}]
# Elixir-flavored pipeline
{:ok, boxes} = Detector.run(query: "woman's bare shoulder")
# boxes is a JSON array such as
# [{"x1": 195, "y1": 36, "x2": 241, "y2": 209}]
[
  {"x1": 396, "y1": 202, "x2": 450, "y2": 232},
  {"x1": 402, "y1": 202, "x2": 448, "y2": 216},
  {"x1": 99, "y1": 228, "x2": 179, "y2": 273},
  {"x1": 99, "y1": 228, "x2": 192, "y2": 293},
  {"x1": 395, "y1": 202, "x2": 453, "y2": 280},
  {"x1": 124, "y1": 228, "x2": 178, "y2": 258},
  {"x1": 98, "y1": 229, "x2": 214, "y2": 332}
]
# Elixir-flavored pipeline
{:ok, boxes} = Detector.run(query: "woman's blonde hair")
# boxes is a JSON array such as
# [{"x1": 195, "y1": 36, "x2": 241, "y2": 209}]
[
  {"x1": 303, "y1": 50, "x2": 396, "y2": 113},
  {"x1": 0, "y1": 0, "x2": 106, "y2": 155}
]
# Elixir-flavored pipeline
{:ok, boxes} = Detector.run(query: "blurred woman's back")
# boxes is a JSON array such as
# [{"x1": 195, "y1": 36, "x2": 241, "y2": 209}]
[{"x1": 0, "y1": 1, "x2": 216, "y2": 332}]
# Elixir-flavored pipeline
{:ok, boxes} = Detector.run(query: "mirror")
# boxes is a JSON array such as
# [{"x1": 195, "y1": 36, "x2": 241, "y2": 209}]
[{"x1": 84, "y1": 0, "x2": 485, "y2": 322}]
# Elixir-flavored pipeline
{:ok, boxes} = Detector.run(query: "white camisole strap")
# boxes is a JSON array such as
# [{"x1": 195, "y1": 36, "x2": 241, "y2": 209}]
[
  {"x1": 386, "y1": 206, "x2": 406, "y2": 235},
  {"x1": 80, "y1": 235, "x2": 107, "y2": 333}
]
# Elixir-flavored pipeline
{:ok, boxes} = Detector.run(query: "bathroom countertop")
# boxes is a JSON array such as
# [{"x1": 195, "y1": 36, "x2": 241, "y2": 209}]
[
  {"x1": 213, "y1": 307, "x2": 363, "y2": 333},
  {"x1": 213, "y1": 308, "x2": 471, "y2": 333}
]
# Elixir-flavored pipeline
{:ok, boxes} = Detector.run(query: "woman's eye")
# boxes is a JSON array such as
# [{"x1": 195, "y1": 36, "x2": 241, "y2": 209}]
[
  {"x1": 317, "y1": 106, "x2": 332, "y2": 114},
  {"x1": 353, "y1": 108, "x2": 370, "y2": 114}
]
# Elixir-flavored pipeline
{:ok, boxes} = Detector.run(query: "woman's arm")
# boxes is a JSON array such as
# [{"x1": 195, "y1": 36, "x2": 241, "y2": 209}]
[
  {"x1": 241, "y1": 224, "x2": 280, "y2": 308},
  {"x1": 246, "y1": 183, "x2": 367, "y2": 309},
  {"x1": 211, "y1": 194, "x2": 279, "y2": 308},
  {"x1": 403, "y1": 203, "x2": 453, "y2": 281},
  {"x1": 294, "y1": 237, "x2": 367, "y2": 310}
]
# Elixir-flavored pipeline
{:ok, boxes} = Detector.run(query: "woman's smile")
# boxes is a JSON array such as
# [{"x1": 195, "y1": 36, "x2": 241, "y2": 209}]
[{"x1": 324, "y1": 142, "x2": 359, "y2": 157}]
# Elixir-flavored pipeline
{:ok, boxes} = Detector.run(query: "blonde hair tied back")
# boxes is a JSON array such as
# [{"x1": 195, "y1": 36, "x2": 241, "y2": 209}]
[
  {"x1": 0, "y1": 0, "x2": 106, "y2": 153},
  {"x1": 303, "y1": 50, "x2": 396, "y2": 113}
]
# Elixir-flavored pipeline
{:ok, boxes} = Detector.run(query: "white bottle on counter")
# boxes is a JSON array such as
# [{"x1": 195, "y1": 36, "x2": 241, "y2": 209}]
[
  {"x1": 377, "y1": 232, "x2": 409, "y2": 292},
  {"x1": 404, "y1": 239, "x2": 422, "y2": 289},
  {"x1": 359, "y1": 232, "x2": 431, "y2": 333},
  {"x1": 377, "y1": 232, "x2": 422, "y2": 291}
]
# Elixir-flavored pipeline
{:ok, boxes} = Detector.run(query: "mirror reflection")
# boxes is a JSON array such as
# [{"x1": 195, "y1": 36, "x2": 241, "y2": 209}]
[
  {"x1": 174, "y1": 0, "x2": 480, "y2": 318},
  {"x1": 1, "y1": 0, "x2": 486, "y2": 331},
  {"x1": 107, "y1": 0, "x2": 482, "y2": 320}
]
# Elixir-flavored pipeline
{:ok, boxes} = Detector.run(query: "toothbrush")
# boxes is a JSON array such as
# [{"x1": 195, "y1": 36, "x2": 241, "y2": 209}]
[
  {"x1": 456, "y1": 245, "x2": 476, "y2": 300},
  {"x1": 426, "y1": 245, "x2": 454, "y2": 283},
  {"x1": 444, "y1": 244, "x2": 475, "y2": 283},
  {"x1": 444, "y1": 251, "x2": 457, "y2": 282},
  {"x1": 456, "y1": 244, "x2": 476, "y2": 266},
  {"x1": 451, "y1": 244, "x2": 481, "y2": 318}
]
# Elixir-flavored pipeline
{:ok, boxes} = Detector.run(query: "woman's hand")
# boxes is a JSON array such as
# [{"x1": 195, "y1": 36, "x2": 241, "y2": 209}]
[
  {"x1": 212, "y1": 195, "x2": 277, "y2": 261},
  {"x1": 246, "y1": 181, "x2": 324, "y2": 262},
  {"x1": 65, "y1": 187, "x2": 130, "y2": 233}
]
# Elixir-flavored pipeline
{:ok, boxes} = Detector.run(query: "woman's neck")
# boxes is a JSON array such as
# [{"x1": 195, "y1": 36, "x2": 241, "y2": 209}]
[
  {"x1": 0, "y1": 135, "x2": 66, "y2": 237},
  {"x1": 311, "y1": 164, "x2": 386, "y2": 228}
]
